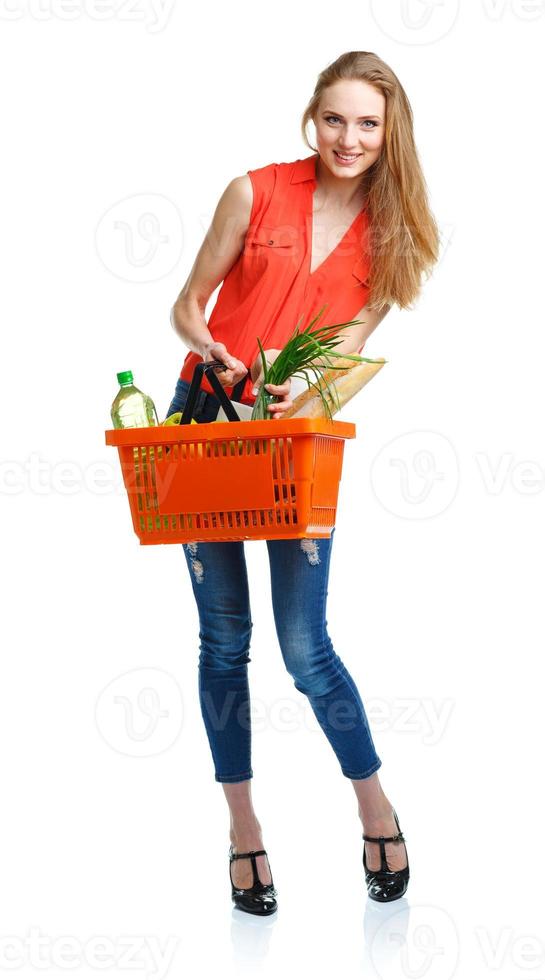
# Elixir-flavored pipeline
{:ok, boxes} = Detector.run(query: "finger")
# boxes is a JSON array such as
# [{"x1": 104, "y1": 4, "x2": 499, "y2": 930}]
[
  {"x1": 267, "y1": 400, "x2": 293, "y2": 414},
  {"x1": 267, "y1": 408, "x2": 291, "y2": 418},
  {"x1": 264, "y1": 382, "x2": 290, "y2": 392}
]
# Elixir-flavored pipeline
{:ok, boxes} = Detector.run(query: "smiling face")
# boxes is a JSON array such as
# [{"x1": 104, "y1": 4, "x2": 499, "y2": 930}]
[{"x1": 313, "y1": 79, "x2": 386, "y2": 179}]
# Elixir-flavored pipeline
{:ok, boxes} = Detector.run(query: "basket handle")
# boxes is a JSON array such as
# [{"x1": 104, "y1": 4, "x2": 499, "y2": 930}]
[{"x1": 179, "y1": 360, "x2": 250, "y2": 424}]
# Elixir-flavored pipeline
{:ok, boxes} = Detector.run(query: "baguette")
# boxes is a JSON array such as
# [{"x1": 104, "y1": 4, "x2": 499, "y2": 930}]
[{"x1": 282, "y1": 357, "x2": 387, "y2": 419}]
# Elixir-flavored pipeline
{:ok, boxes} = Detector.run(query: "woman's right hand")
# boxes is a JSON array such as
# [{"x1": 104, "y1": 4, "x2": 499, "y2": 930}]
[{"x1": 202, "y1": 341, "x2": 248, "y2": 389}]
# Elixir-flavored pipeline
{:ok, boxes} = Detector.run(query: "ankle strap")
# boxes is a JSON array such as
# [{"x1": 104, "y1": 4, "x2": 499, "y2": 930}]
[
  {"x1": 362, "y1": 832, "x2": 405, "y2": 844},
  {"x1": 230, "y1": 848, "x2": 267, "y2": 861}
]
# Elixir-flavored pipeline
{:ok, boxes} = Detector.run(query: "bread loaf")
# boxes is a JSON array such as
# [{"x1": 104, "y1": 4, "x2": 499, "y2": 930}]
[{"x1": 282, "y1": 357, "x2": 387, "y2": 419}]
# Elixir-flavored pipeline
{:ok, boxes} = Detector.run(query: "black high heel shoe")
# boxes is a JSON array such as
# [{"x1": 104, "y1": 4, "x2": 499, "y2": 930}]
[
  {"x1": 362, "y1": 808, "x2": 410, "y2": 902},
  {"x1": 229, "y1": 845, "x2": 278, "y2": 916}
]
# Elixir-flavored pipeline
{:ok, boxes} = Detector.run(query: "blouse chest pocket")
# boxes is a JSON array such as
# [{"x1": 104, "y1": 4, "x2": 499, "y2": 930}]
[
  {"x1": 243, "y1": 225, "x2": 299, "y2": 285},
  {"x1": 246, "y1": 225, "x2": 299, "y2": 251},
  {"x1": 244, "y1": 226, "x2": 302, "y2": 285}
]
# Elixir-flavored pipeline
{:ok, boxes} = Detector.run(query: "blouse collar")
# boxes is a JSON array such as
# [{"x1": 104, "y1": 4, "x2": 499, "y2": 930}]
[{"x1": 289, "y1": 154, "x2": 318, "y2": 183}]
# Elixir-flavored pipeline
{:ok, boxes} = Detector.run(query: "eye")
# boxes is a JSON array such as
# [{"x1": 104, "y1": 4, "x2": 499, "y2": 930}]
[{"x1": 324, "y1": 115, "x2": 378, "y2": 128}]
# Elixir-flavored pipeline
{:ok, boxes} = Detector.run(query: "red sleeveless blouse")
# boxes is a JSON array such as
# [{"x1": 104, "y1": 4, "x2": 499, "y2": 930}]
[{"x1": 179, "y1": 153, "x2": 371, "y2": 405}]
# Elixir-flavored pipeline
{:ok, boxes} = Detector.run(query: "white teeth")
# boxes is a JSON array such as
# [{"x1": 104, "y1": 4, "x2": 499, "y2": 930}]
[{"x1": 336, "y1": 152, "x2": 358, "y2": 160}]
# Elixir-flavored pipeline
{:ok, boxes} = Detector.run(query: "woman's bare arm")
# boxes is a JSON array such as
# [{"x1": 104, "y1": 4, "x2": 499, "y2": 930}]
[
  {"x1": 333, "y1": 303, "x2": 391, "y2": 354},
  {"x1": 170, "y1": 175, "x2": 253, "y2": 380},
  {"x1": 306, "y1": 303, "x2": 392, "y2": 368}
]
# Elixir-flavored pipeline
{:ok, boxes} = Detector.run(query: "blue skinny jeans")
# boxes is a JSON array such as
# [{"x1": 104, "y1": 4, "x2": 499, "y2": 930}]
[{"x1": 165, "y1": 377, "x2": 382, "y2": 783}]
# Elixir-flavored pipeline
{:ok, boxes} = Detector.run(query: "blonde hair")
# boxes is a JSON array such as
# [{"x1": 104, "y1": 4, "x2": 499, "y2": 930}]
[{"x1": 301, "y1": 51, "x2": 440, "y2": 311}]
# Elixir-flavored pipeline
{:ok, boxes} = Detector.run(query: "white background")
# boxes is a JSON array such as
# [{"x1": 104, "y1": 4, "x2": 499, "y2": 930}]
[{"x1": 1, "y1": 2, "x2": 544, "y2": 978}]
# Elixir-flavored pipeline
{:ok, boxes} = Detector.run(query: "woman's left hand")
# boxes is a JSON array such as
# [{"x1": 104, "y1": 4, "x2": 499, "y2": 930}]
[
  {"x1": 250, "y1": 348, "x2": 294, "y2": 417},
  {"x1": 261, "y1": 379, "x2": 293, "y2": 417}
]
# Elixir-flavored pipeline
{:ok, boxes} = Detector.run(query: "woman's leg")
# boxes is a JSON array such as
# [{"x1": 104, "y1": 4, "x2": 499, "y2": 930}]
[
  {"x1": 266, "y1": 527, "x2": 382, "y2": 780},
  {"x1": 169, "y1": 374, "x2": 254, "y2": 783},
  {"x1": 168, "y1": 375, "x2": 272, "y2": 885},
  {"x1": 168, "y1": 375, "x2": 251, "y2": 780},
  {"x1": 351, "y1": 773, "x2": 408, "y2": 872},
  {"x1": 266, "y1": 527, "x2": 407, "y2": 871},
  {"x1": 224, "y1": 782, "x2": 273, "y2": 888},
  {"x1": 182, "y1": 538, "x2": 272, "y2": 887},
  {"x1": 182, "y1": 537, "x2": 253, "y2": 784}
]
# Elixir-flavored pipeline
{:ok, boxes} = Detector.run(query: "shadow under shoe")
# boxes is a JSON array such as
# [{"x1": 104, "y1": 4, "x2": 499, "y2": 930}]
[
  {"x1": 362, "y1": 808, "x2": 410, "y2": 903},
  {"x1": 229, "y1": 845, "x2": 278, "y2": 916}
]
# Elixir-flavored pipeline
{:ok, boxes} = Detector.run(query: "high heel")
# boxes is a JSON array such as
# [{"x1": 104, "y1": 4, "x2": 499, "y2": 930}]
[
  {"x1": 362, "y1": 808, "x2": 410, "y2": 902},
  {"x1": 229, "y1": 845, "x2": 278, "y2": 915}
]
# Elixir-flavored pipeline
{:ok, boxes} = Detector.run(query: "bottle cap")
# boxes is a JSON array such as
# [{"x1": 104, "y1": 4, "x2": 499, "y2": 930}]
[{"x1": 117, "y1": 370, "x2": 133, "y2": 385}]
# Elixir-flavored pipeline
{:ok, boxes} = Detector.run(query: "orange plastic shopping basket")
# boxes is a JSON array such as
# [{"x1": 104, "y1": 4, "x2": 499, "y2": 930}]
[{"x1": 105, "y1": 360, "x2": 356, "y2": 545}]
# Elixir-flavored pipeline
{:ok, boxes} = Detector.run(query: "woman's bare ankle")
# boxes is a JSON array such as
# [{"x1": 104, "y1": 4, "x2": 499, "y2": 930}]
[
  {"x1": 230, "y1": 818, "x2": 264, "y2": 850},
  {"x1": 358, "y1": 794, "x2": 394, "y2": 829}
]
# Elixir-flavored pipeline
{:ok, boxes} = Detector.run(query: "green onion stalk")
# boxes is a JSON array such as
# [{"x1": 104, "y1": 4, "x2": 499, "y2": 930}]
[{"x1": 250, "y1": 305, "x2": 384, "y2": 421}]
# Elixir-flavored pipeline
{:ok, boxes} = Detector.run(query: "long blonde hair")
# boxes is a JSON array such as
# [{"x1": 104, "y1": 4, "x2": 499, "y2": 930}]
[{"x1": 301, "y1": 51, "x2": 440, "y2": 311}]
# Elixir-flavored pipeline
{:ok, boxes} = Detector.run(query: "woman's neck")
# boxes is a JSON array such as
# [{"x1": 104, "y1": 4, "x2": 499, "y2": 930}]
[{"x1": 314, "y1": 153, "x2": 367, "y2": 211}]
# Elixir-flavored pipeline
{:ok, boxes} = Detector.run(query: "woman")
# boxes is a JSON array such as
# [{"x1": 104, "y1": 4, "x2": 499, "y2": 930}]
[{"x1": 167, "y1": 51, "x2": 439, "y2": 914}]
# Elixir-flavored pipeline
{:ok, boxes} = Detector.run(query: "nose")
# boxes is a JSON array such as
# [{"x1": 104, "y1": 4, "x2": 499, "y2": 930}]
[{"x1": 338, "y1": 125, "x2": 361, "y2": 150}]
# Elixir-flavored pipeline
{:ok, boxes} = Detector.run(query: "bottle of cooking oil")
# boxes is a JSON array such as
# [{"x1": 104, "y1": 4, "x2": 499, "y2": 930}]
[
  {"x1": 110, "y1": 370, "x2": 162, "y2": 533},
  {"x1": 110, "y1": 370, "x2": 158, "y2": 429}
]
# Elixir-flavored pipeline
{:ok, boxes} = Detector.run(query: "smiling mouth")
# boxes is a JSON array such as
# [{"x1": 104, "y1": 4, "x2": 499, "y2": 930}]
[{"x1": 334, "y1": 151, "x2": 362, "y2": 161}]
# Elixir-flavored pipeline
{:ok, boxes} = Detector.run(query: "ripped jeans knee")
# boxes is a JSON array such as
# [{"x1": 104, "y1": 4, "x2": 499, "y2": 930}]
[
  {"x1": 300, "y1": 538, "x2": 320, "y2": 565},
  {"x1": 185, "y1": 541, "x2": 204, "y2": 583}
]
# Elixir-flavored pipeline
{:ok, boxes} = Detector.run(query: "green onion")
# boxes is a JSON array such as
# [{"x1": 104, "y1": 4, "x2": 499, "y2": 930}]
[{"x1": 250, "y1": 305, "x2": 384, "y2": 421}]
